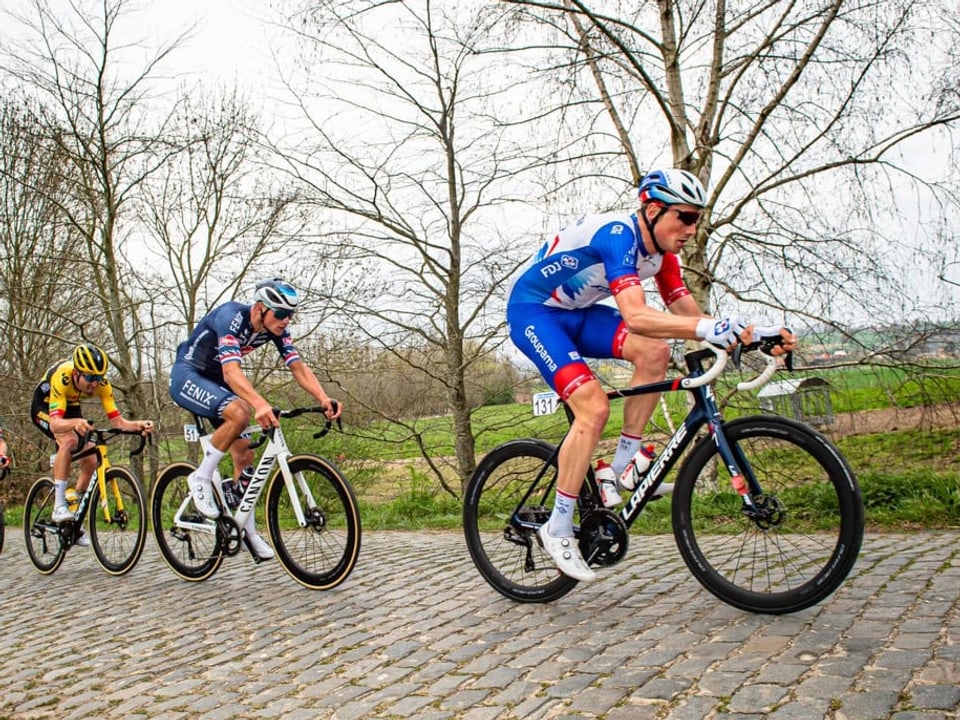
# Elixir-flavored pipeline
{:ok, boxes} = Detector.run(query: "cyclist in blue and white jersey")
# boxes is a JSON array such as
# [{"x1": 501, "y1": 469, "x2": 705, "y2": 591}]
[
  {"x1": 169, "y1": 279, "x2": 342, "y2": 560},
  {"x1": 506, "y1": 169, "x2": 796, "y2": 582}
]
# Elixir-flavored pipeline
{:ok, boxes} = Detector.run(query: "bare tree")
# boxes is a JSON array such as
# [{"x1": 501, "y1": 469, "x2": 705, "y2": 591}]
[
  {"x1": 0, "y1": 0, "x2": 200, "y2": 482},
  {"x1": 269, "y1": 0, "x2": 549, "y2": 493},
  {"x1": 1, "y1": 0, "x2": 188, "y2": 421},
  {"x1": 0, "y1": 96, "x2": 101, "y2": 478},
  {"x1": 505, "y1": 0, "x2": 960, "y2": 346}
]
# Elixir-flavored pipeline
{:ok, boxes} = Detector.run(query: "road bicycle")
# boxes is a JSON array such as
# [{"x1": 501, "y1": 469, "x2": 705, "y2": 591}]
[
  {"x1": 23, "y1": 428, "x2": 149, "y2": 575},
  {"x1": 463, "y1": 338, "x2": 865, "y2": 614},
  {"x1": 151, "y1": 405, "x2": 361, "y2": 590}
]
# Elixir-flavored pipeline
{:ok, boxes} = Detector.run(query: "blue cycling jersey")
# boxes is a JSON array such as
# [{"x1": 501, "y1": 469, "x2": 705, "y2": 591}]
[
  {"x1": 506, "y1": 210, "x2": 691, "y2": 399},
  {"x1": 174, "y1": 301, "x2": 300, "y2": 382},
  {"x1": 507, "y1": 211, "x2": 687, "y2": 309}
]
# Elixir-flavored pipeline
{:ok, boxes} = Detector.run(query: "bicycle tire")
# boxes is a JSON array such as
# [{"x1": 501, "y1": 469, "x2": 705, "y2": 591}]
[
  {"x1": 672, "y1": 415, "x2": 864, "y2": 614},
  {"x1": 150, "y1": 462, "x2": 224, "y2": 581},
  {"x1": 23, "y1": 477, "x2": 66, "y2": 575},
  {"x1": 89, "y1": 467, "x2": 147, "y2": 575},
  {"x1": 0, "y1": 503, "x2": 4, "y2": 555},
  {"x1": 462, "y1": 439, "x2": 579, "y2": 603},
  {"x1": 265, "y1": 454, "x2": 361, "y2": 590}
]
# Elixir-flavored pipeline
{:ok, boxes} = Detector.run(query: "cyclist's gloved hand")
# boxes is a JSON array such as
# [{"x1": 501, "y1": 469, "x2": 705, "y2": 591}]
[
  {"x1": 751, "y1": 325, "x2": 798, "y2": 356},
  {"x1": 696, "y1": 317, "x2": 748, "y2": 349}
]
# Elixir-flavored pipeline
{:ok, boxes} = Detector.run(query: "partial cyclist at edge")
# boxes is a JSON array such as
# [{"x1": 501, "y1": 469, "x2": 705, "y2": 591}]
[
  {"x1": 30, "y1": 344, "x2": 155, "y2": 543},
  {"x1": 505, "y1": 168, "x2": 797, "y2": 583},
  {"x1": 0, "y1": 418, "x2": 11, "y2": 472},
  {"x1": 168, "y1": 278, "x2": 342, "y2": 561}
]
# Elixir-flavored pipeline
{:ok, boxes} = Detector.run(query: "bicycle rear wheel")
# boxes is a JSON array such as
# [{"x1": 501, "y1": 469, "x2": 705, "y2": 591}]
[
  {"x1": 89, "y1": 467, "x2": 147, "y2": 575},
  {"x1": 151, "y1": 462, "x2": 223, "y2": 581},
  {"x1": 462, "y1": 439, "x2": 579, "y2": 603},
  {"x1": 23, "y1": 477, "x2": 66, "y2": 574},
  {"x1": 265, "y1": 454, "x2": 361, "y2": 590},
  {"x1": 673, "y1": 415, "x2": 864, "y2": 614}
]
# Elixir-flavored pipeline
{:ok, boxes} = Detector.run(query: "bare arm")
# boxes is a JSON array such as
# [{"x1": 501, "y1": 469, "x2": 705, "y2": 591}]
[
  {"x1": 289, "y1": 360, "x2": 342, "y2": 420},
  {"x1": 108, "y1": 415, "x2": 154, "y2": 435},
  {"x1": 614, "y1": 285, "x2": 705, "y2": 339},
  {"x1": 222, "y1": 361, "x2": 277, "y2": 428},
  {"x1": 666, "y1": 293, "x2": 708, "y2": 319}
]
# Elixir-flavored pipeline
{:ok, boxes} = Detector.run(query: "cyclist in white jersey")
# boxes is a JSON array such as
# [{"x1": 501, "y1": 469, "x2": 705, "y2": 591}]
[{"x1": 506, "y1": 169, "x2": 796, "y2": 581}]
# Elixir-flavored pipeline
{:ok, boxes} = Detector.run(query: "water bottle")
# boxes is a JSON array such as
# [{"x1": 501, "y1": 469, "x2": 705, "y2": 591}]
[
  {"x1": 238, "y1": 465, "x2": 255, "y2": 492},
  {"x1": 222, "y1": 480, "x2": 242, "y2": 510},
  {"x1": 618, "y1": 444, "x2": 656, "y2": 491},
  {"x1": 223, "y1": 466, "x2": 255, "y2": 510}
]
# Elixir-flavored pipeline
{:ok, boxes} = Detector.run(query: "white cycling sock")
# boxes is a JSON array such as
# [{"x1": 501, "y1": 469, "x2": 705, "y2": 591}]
[
  {"x1": 53, "y1": 479, "x2": 68, "y2": 507},
  {"x1": 548, "y1": 488, "x2": 577, "y2": 537},
  {"x1": 196, "y1": 447, "x2": 225, "y2": 479},
  {"x1": 612, "y1": 432, "x2": 642, "y2": 476}
]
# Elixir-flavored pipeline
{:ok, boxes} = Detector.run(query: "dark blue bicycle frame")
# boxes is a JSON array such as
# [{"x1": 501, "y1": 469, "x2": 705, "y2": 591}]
[{"x1": 510, "y1": 347, "x2": 760, "y2": 534}]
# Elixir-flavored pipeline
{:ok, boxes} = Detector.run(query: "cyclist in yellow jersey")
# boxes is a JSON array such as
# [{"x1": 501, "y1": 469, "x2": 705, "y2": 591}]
[{"x1": 31, "y1": 344, "x2": 154, "y2": 530}]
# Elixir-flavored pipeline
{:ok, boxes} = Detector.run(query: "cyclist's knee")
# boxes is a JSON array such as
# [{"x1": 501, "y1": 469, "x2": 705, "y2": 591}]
[
  {"x1": 221, "y1": 398, "x2": 253, "y2": 426},
  {"x1": 566, "y1": 383, "x2": 610, "y2": 431},
  {"x1": 622, "y1": 335, "x2": 671, "y2": 372},
  {"x1": 53, "y1": 433, "x2": 80, "y2": 455}
]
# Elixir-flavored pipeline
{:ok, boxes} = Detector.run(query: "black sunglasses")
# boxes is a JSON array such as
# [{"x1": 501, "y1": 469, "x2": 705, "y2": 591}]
[
  {"x1": 271, "y1": 308, "x2": 296, "y2": 321},
  {"x1": 81, "y1": 373, "x2": 104, "y2": 383},
  {"x1": 671, "y1": 208, "x2": 702, "y2": 226}
]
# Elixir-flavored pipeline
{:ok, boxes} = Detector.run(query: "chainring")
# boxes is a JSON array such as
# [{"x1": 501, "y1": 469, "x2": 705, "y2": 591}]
[
  {"x1": 216, "y1": 515, "x2": 242, "y2": 556},
  {"x1": 578, "y1": 508, "x2": 629, "y2": 567}
]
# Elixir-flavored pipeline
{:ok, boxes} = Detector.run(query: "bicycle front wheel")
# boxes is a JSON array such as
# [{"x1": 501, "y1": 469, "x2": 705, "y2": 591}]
[
  {"x1": 23, "y1": 477, "x2": 66, "y2": 574},
  {"x1": 151, "y1": 462, "x2": 223, "y2": 581},
  {"x1": 462, "y1": 439, "x2": 578, "y2": 603},
  {"x1": 89, "y1": 467, "x2": 148, "y2": 575},
  {"x1": 673, "y1": 415, "x2": 864, "y2": 614},
  {"x1": 265, "y1": 454, "x2": 361, "y2": 590}
]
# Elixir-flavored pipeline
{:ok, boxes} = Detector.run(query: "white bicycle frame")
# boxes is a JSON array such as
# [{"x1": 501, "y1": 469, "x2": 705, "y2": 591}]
[{"x1": 173, "y1": 421, "x2": 319, "y2": 536}]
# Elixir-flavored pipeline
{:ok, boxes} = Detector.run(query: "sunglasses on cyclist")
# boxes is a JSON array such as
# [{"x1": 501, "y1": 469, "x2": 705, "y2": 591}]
[
  {"x1": 670, "y1": 208, "x2": 702, "y2": 226},
  {"x1": 81, "y1": 373, "x2": 104, "y2": 384},
  {"x1": 271, "y1": 308, "x2": 296, "y2": 321}
]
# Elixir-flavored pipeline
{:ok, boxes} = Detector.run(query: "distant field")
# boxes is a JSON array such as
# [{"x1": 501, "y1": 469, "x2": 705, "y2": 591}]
[{"x1": 286, "y1": 361, "x2": 960, "y2": 463}]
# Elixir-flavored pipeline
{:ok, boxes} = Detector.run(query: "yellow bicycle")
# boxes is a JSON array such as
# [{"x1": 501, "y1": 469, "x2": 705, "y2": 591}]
[{"x1": 24, "y1": 428, "x2": 148, "y2": 575}]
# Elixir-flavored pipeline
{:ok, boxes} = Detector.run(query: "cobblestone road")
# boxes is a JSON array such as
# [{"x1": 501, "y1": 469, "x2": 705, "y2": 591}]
[{"x1": 1, "y1": 530, "x2": 958, "y2": 719}]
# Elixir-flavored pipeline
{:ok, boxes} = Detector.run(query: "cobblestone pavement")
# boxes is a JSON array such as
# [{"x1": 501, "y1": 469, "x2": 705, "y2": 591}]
[{"x1": 0, "y1": 530, "x2": 958, "y2": 720}]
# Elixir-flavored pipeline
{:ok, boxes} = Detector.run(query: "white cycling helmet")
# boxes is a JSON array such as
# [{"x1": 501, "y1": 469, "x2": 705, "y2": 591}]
[
  {"x1": 253, "y1": 278, "x2": 299, "y2": 312},
  {"x1": 638, "y1": 169, "x2": 707, "y2": 207}
]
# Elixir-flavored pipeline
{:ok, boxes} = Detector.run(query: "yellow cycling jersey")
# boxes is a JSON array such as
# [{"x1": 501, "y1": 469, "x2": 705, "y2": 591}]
[{"x1": 41, "y1": 360, "x2": 121, "y2": 420}]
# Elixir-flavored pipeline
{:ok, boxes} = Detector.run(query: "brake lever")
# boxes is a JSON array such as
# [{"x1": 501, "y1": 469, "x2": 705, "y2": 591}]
[
  {"x1": 731, "y1": 343, "x2": 744, "y2": 370},
  {"x1": 757, "y1": 338, "x2": 794, "y2": 372}
]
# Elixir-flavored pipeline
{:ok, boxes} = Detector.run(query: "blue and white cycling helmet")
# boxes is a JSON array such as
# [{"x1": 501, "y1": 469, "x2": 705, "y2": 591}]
[
  {"x1": 638, "y1": 169, "x2": 707, "y2": 207},
  {"x1": 254, "y1": 278, "x2": 299, "y2": 313}
]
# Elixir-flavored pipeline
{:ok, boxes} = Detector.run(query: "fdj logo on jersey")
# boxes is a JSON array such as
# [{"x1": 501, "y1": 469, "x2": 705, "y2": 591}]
[{"x1": 540, "y1": 254, "x2": 579, "y2": 277}]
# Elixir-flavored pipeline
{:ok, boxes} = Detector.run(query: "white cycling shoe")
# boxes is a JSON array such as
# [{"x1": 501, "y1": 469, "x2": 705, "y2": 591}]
[
  {"x1": 247, "y1": 533, "x2": 275, "y2": 560},
  {"x1": 537, "y1": 524, "x2": 596, "y2": 582},
  {"x1": 188, "y1": 472, "x2": 219, "y2": 518},
  {"x1": 52, "y1": 505, "x2": 74, "y2": 524}
]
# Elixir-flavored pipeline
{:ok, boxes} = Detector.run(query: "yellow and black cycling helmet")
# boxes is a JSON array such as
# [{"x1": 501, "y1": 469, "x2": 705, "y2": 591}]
[{"x1": 73, "y1": 344, "x2": 109, "y2": 376}]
